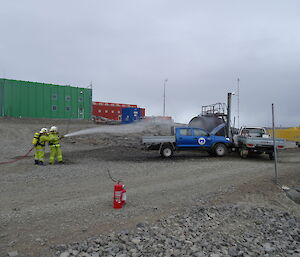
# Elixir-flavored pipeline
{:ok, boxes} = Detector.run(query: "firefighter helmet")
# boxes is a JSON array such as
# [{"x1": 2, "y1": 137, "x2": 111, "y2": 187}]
[
  {"x1": 50, "y1": 126, "x2": 58, "y2": 133},
  {"x1": 40, "y1": 128, "x2": 48, "y2": 134}
]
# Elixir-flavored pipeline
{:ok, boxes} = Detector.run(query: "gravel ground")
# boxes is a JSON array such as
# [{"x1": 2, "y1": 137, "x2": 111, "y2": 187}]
[
  {"x1": 1, "y1": 118, "x2": 300, "y2": 257},
  {"x1": 52, "y1": 205, "x2": 300, "y2": 257}
]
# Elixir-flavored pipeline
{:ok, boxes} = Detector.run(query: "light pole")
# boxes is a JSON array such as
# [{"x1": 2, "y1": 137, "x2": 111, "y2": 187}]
[
  {"x1": 163, "y1": 79, "x2": 168, "y2": 117},
  {"x1": 237, "y1": 78, "x2": 240, "y2": 129}
]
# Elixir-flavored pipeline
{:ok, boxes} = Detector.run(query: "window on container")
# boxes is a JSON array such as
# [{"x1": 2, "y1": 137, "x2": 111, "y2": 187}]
[
  {"x1": 105, "y1": 110, "x2": 108, "y2": 113},
  {"x1": 98, "y1": 110, "x2": 101, "y2": 113},
  {"x1": 65, "y1": 106, "x2": 71, "y2": 111},
  {"x1": 52, "y1": 94, "x2": 58, "y2": 100},
  {"x1": 78, "y1": 97, "x2": 83, "y2": 102},
  {"x1": 65, "y1": 96, "x2": 71, "y2": 101},
  {"x1": 194, "y1": 129, "x2": 208, "y2": 137},
  {"x1": 52, "y1": 105, "x2": 57, "y2": 111},
  {"x1": 179, "y1": 128, "x2": 192, "y2": 136}
]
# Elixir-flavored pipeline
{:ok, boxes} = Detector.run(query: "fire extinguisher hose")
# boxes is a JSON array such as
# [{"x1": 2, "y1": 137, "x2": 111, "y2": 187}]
[
  {"x1": 107, "y1": 169, "x2": 122, "y2": 184},
  {"x1": 0, "y1": 146, "x2": 34, "y2": 165}
]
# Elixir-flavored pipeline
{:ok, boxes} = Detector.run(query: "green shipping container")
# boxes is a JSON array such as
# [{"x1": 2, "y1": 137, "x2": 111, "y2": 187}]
[{"x1": 0, "y1": 78, "x2": 92, "y2": 119}]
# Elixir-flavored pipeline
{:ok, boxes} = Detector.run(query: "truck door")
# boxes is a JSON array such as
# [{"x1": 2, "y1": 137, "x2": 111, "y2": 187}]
[
  {"x1": 176, "y1": 128, "x2": 194, "y2": 147},
  {"x1": 192, "y1": 128, "x2": 212, "y2": 147}
]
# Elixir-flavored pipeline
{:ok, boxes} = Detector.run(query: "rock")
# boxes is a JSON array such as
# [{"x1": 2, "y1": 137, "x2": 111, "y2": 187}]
[
  {"x1": 59, "y1": 252, "x2": 70, "y2": 257},
  {"x1": 57, "y1": 244, "x2": 68, "y2": 252},
  {"x1": 116, "y1": 254, "x2": 127, "y2": 257},
  {"x1": 228, "y1": 247, "x2": 238, "y2": 256},
  {"x1": 131, "y1": 238, "x2": 141, "y2": 244},
  {"x1": 36, "y1": 238, "x2": 45, "y2": 246},
  {"x1": 52, "y1": 206, "x2": 300, "y2": 257},
  {"x1": 8, "y1": 251, "x2": 18, "y2": 257},
  {"x1": 262, "y1": 243, "x2": 275, "y2": 253},
  {"x1": 0, "y1": 233, "x2": 8, "y2": 238},
  {"x1": 8, "y1": 241, "x2": 16, "y2": 247}
]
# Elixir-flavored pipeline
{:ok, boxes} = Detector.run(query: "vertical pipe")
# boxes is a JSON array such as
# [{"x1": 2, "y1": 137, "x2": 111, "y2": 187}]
[
  {"x1": 272, "y1": 103, "x2": 278, "y2": 184},
  {"x1": 227, "y1": 93, "x2": 232, "y2": 138}
]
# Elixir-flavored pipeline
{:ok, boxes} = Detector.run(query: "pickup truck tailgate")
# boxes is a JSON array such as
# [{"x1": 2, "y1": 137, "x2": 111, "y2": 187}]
[{"x1": 142, "y1": 136, "x2": 176, "y2": 144}]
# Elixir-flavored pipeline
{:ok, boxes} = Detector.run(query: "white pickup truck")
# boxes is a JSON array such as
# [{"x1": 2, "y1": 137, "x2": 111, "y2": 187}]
[{"x1": 234, "y1": 127, "x2": 286, "y2": 160}]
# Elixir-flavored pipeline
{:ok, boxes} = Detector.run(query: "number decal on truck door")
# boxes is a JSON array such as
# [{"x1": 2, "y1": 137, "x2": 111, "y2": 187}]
[{"x1": 198, "y1": 137, "x2": 206, "y2": 145}]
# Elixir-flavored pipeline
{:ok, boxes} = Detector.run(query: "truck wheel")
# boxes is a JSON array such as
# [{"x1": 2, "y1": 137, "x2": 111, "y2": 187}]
[
  {"x1": 214, "y1": 143, "x2": 227, "y2": 157},
  {"x1": 239, "y1": 149, "x2": 248, "y2": 159},
  {"x1": 160, "y1": 145, "x2": 174, "y2": 158}
]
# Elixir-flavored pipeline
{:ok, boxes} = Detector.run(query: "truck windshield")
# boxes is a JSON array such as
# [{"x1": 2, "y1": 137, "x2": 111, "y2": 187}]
[{"x1": 194, "y1": 129, "x2": 208, "y2": 137}]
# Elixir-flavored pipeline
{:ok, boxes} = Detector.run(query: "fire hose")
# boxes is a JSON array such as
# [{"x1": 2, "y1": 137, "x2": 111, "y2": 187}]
[{"x1": 0, "y1": 146, "x2": 34, "y2": 165}]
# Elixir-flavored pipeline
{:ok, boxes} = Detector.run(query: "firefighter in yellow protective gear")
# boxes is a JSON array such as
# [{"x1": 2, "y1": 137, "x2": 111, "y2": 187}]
[
  {"x1": 48, "y1": 126, "x2": 64, "y2": 164},
  {"x1": 32, "y1": 128, "x2": 49, "y2": 165}
]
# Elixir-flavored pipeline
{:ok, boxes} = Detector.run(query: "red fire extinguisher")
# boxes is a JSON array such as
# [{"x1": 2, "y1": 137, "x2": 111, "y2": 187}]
[
  {"x1": 114, "y1": 183, "x2": 126, "y2": 209},
  {"x1": 108, "y1": 169, "x2": 127, "y2": 209}
]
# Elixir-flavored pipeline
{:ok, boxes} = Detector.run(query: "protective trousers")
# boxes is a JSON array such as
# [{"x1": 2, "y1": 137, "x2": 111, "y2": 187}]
[
  {"x1": 49, "y1": 145, "x2": 63, "y2": 164},
  {"x1": 34, "y1": 146, "x2": 45, "y2": 162}
]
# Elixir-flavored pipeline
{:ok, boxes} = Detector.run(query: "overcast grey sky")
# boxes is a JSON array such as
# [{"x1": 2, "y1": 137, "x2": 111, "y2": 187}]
[{"x1": 0, "y1": 0, "x2": 299, "y2": 126}]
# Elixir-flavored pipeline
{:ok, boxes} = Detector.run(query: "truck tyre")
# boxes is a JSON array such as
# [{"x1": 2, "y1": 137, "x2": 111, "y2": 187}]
[
  {"x1": 214, "y1": 143, "x2": 227, "y2": 157},
  {"x1": 160, "y1": 145, "x2": 174, "y2": 158},
  {"x1": 239, "y1": 149, "x2": 248, "y2": 159}
]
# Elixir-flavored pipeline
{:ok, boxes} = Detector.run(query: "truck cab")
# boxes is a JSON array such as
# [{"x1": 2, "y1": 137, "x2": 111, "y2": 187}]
[{"x1": 175, "y1": 127, "x2": 230, "y2": 149}]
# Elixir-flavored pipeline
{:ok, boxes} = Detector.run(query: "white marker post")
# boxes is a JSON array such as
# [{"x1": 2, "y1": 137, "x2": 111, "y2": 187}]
[{"x1": 272, "y1": 103, "x2": 278, "y2": 184}]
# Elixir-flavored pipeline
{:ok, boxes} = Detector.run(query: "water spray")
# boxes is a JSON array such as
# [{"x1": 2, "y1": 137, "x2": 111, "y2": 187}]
[{"x1": 63, "y1": 119, "x2": 175, "y2": 138}]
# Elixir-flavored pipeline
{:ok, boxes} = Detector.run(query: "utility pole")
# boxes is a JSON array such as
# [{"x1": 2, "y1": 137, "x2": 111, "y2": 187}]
[
  {"x1": 237, "y1": 78, "x2": 240, "y2": 129},
  {"x1": 163, "y1": 79, "x2": 168, "y2": 117}
]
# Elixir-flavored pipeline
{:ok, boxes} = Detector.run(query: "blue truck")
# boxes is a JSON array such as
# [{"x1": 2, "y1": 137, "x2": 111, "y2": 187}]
[{"x1": 142, "y1": 124, "x2": 233, "y2": 158}]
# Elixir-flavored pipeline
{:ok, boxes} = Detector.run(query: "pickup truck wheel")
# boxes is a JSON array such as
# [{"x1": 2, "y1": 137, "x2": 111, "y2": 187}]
[
  {"x1": 239, "y1": 149, "x2": 249, "y2": 159},
  {"x1": 160, "y1": 145, "x2": 174, "y2": 158},
  {"x1": 214, "y1": 143, "x2": 227, "y2": 157}
]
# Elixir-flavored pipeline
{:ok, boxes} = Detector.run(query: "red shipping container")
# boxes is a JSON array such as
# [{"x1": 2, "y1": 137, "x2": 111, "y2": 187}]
[{"x1": 92, "y1": 101, "x2": 145, "y2": 121}]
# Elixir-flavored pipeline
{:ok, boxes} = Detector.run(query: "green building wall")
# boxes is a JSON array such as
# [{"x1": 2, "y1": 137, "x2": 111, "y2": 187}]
[{"x1": 0, "y1": 79, "x2": 92, "y2": 119}]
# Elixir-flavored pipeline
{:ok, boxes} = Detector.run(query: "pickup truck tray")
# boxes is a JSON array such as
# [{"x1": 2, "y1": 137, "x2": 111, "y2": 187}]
[
  {"x1": 237, "y1": 136, "x2": 285, "y2": 146},
  {"x1": 142, "y1": 136, "x2": 176, "y2": 144}
]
